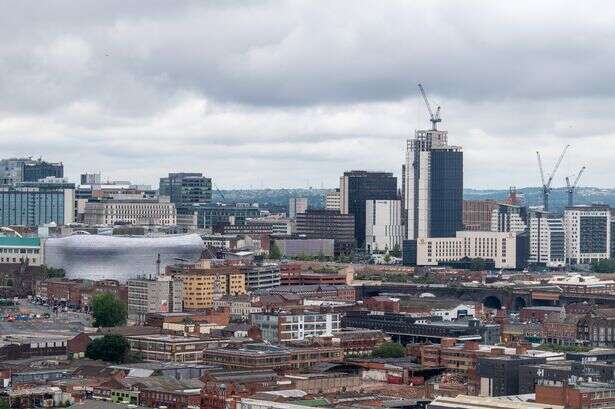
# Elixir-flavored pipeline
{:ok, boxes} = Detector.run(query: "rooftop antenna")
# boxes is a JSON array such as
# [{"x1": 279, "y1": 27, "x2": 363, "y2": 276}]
[{"x1": 418, "y1": 83, "x2": 441, "y2": 131}]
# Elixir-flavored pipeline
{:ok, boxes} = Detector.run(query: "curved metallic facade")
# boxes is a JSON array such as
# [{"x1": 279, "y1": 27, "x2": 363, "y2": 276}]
[{"x1": 44, "y1": 234, "x2": 204, "y2": 282}]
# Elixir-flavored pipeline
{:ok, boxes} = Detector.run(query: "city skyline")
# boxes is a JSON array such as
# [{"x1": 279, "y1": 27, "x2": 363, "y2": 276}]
[{"x1": 1, "y1": 2, "x2": 613, "y2": 189}]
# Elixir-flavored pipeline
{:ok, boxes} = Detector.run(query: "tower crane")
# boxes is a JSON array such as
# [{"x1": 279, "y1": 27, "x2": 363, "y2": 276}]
[
  {"x1": 536, "y1": 144, "x2": 569, "y2": 212},
  {"x1": 418, "y1": 83, "x2": 441, "y2": 131},
  {"x1": 565, "y1": 166, "x2": 586, "y2": 207}
]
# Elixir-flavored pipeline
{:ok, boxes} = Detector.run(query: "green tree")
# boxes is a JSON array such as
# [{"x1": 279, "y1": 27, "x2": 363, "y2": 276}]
[
  {"x1": 91, "y1": 292, "x2": 127, "y2": 327},
  {"x1": 383, "y1": 253, "x2": 392, "y2": 264},
  {"x1": 42, "y1": 265, "x2": 66, "y2": 278},
  {"x1": 269, "y1": 242, "x2": 282, "y2": 260},
  {"x1": 372, "y1": 342, "x2": 406, "y2": 358},
  {"x1": 0, "y1": 398, "x2": 9, "y2": 409},
  {"x1": 592, "y1": 259, "x2": 615, "y2": 273},
  {"x1": 470, "y1": 258, "x2": 487, "y2": 271},
  {"x1": 85, "y1": 334, "x2": 130, "y2": 363},
  {"x1": 390, "y1": 244, "x2": 402, "y2": 258}
]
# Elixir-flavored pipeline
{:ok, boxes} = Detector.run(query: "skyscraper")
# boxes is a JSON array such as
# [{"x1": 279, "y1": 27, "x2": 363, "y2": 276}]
[
  {"x1": 405, "y1": 129, "x2": 463, "y2": 239},
  {"x1": 339, "y1": 171, "x2": 397, "y2": 248}
]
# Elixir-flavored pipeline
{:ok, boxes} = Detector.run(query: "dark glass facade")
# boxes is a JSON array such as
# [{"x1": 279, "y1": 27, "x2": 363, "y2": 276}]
[
  {"x1": 580, "y1": 215, "x2": 608, "y2": 253},
  {"x1": 429, "y1": 150, "x2": 463, "y2": 237},
  {"x1": 296, "y1": 209, "x2": 355, "y2": 255},
  {"x1": 402, "y1": 239, "x2": 417, "y2": 266},
  {"x1": 343, "y1": 171, "x2": 397, "y2": 248},
  {"x1": 178, "y1": 203, "x2": 260, "y2": 230},
  {"x1": 23, "y1": 161, "x2": 63, "y2": 182}
]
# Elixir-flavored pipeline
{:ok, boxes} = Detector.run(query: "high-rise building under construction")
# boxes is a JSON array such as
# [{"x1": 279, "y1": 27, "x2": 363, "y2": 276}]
[{"x1": 405, "y1": 128, "x2": 463, "y2": 239}]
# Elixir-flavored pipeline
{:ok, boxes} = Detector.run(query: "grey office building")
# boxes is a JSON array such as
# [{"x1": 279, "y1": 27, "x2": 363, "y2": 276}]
[
  {"x1": 159, "y1": 172, "x2": 212, "y2": 205},
  {"x1": 339, "y1": 171, "x2": 397, "y2": 248},
  {"x1": 0, "y1": 181, "x2": 75, "y2": 226}
]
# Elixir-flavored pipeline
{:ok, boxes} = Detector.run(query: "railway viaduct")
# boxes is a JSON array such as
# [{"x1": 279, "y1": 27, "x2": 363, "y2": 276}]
[{"x1": 357, "y1": 283, "x2": 615, "y2": 311}]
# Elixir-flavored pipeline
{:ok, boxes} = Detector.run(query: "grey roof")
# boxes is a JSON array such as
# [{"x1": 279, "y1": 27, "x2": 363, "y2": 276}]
[{"x1": 69, "y1": 402, "x2": 154, "y2": 409}]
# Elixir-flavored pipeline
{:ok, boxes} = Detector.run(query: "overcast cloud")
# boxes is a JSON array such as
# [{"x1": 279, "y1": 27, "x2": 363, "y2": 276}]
[{"x1": 0, "y1": 0, "x2": 614, "y2": 189}]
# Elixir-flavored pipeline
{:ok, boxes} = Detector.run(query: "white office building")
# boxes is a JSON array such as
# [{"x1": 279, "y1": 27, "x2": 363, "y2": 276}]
[
  {"x1": 127, "y1": 275, "x2": 184, "y2": 321},
  {"x1": 325, "y1": 190, "x2": 341, "y2": 211},
  {"x1": 288, "y1": 197, "x2": 308, "y2": 219},
  {"x1": 491, "y1": 203, "x2": 528, "y2": 233},
  {"x1": 414, "y1": 231, "x2": 520, "y2": 269},
  {"x1": 365, "y1": 199, "x2": 404, "y2": 253},
  {"x1": 83, "y1": 199, "x2": 176, "y2": 226},
  {"x1": 529, "y1": 211, "x2": 565, "y2": 267},
  {"x1": 564, "y1": 205, "x2": 611, "y2": 265}
]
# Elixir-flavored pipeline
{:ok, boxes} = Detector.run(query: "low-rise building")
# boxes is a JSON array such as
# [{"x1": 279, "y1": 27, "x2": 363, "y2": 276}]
[
  {"x1": 535, "y1": 382, "x2": 615, "y2": 409},
  {"x1": 213, "y1": 294, "x2": 262, "y2": 320},
  {"x1": 126, "y1": 335, "x2": 224, "y2": 363},
  {"x1": 548, "y1": 274, "x2": 615, "y2": 295},
  {"x1": 429, "y1": 395, "x2": 563, "y2": 409},
  {"x1": 202, "y1": 343, "x2": 343, "y2": 370},
  {"x1": 0, "y1": 235, "x2": 42, "y2": 265},
  {"x1": 251, "y1": 310, "x2": 341, "y2": 342},
  {"x1": 404, "y1": 231, "x2": 526, "y2": 270}
]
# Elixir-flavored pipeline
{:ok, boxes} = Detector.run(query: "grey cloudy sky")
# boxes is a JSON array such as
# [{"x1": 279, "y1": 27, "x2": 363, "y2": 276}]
[{"x1": 0, "y1": 1, "x2": 613, "y2": 189}]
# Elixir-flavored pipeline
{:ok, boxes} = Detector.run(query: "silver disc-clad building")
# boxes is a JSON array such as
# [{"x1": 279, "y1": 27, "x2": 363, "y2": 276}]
[{"x1": 44, "y1": 234, "x2": 204, "y2": 282}]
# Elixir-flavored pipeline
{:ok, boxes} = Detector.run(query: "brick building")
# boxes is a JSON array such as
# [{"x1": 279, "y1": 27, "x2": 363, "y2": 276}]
[
  {"x1": 536, "y1": 382, "x2": 615, "y2": 409},
  {"x1": 364, "y1": 296, "x2": 400, "y2": 313}
]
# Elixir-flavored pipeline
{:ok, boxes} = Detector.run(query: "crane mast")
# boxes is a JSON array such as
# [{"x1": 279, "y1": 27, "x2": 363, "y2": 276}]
[
  {"x1": 566, "y1": 166, "x2": 586, "y2": 207},
  {"x1": 536, "y1": 144, "x2": 569, "y2": 212},
  {"x1": 418, "y1": 83, "x2": 441, "y2": 131}
]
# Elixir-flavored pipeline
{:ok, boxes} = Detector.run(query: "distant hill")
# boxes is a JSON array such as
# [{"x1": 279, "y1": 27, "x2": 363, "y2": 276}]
[
  {"x1": 464, "y1": 187, "x2": 615, "y2": 212},
  {"x1": 214, "y1": 186, "x2": 615, "y2": 214}
]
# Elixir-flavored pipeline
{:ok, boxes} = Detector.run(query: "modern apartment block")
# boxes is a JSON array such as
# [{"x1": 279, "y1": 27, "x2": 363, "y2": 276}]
[
  {"x1": 365, "y1": 199, "x2": 404, "y2": 253},
  {"x1": 463, "y1": 200, "x2": 498, "y2": 231},
  {"x1": 176, "y1": 267, "x2": 246, "y2": 310},
  {"x1": 325, "y1": 189, "x2": 341, "y2": 210},
  {"x1": 405, "y1": 128, "x2": 463, "y2": 240},
  {"x1": 83, "y1": 199, "x2": 176, "y2": 226},
  {"x1": 295, "y1": 209, "x2": 355, "y2": 255},
  {"x1": 529, "y1": 211, "x2": 566, "y2": 267},
  {"x1": 288, "y1": 197, "x2": 308, "y2": 219},
  {"x1": 404, "y1": 231, "x2": 524, "y2": 269},
  {"x1": 491, "y1": 203, "x2": 528, "y2": 233},
  {"x1": 127, "y1": 275, "x2": 184, "y2": 321},
  {"x1": 0, "y1": 181, "x2": 75, "y2": 226},
  {"x1": 251, "y1": 310, "x2": 341, "y2": 342},
  {"x1": 564, "y1": 205, "x2": 611, "y2": 265},
  {"x1": 159, "y1": 172, "x2": 212, "y2": 205},
  {"x1": 339, "y1": 171, "x2": 397, "y2": 248}
]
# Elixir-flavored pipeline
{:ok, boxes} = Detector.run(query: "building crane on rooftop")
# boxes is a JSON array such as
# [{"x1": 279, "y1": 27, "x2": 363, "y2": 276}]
[
  {"x1": 536, "y1": 144, "x2": 569, "y2": 212},
  {"x1": 418, "y1": 83, "x2": 441, "y2": 131},
  {"x1": 565, "y1": 166, "x2": 586, "y2": 207}
]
